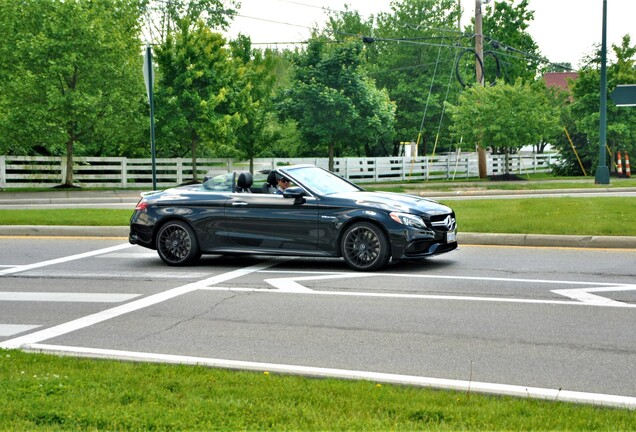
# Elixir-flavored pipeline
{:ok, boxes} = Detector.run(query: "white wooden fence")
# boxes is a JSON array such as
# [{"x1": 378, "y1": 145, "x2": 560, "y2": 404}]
[{"x1": 0, "y1": 153, "x2": 559, "y2": 189}]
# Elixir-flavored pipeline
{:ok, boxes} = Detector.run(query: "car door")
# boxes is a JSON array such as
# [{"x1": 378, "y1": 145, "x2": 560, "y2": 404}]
[{"x1": 221, "y1": 192, "x2": 321, "y2": 254}]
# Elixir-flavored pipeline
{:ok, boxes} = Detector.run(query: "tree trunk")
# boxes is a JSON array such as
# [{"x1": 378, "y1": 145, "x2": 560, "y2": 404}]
[
  {"x1": 64, "y1": 128, "x2": 75, "y2": 186},
  {"x1": 477, "y1": 144, "x2": 487, "y2": 178}
]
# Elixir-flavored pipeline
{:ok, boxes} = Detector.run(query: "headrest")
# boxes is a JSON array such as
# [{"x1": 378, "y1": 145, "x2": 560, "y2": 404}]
[
  {"x1": 237, "y1": 172, "x2": 253, "y2": 189},
  {"x1": 266, "y1": 170, "x2": 278, "y2": 186}
]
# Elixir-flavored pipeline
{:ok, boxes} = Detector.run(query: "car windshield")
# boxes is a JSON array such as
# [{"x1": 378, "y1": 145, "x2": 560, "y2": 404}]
[{"x1": 284, "y1": 166, "x2": 360, "y2": 195}]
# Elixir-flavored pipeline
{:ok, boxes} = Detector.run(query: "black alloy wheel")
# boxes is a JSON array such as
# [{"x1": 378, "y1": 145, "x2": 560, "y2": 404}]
[
  {"x1": 156, "y1": 220, "x2": 201, "y2": 266},
  {"x1": 341, "y1": 221, "x2": 390, "y2": 271}
]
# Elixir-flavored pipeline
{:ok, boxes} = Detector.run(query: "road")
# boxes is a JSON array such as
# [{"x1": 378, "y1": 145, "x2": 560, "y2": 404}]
[{"x1": 1, "y1": 237, "x2": 636, "y2": 408}]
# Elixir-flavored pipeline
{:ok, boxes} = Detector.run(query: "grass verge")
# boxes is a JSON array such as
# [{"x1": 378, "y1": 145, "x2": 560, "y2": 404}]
[{"x1": 1, "y1": 349, "x2": 634, "y2": 430}]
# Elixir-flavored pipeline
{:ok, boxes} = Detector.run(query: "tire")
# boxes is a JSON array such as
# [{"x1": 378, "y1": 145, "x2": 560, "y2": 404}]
[
  {"x1": 156, "y1": 220, "x2": 201, "y2": 266},
  {"x1": 341, "y1": 221, "x2": 390, "y2": 271}
]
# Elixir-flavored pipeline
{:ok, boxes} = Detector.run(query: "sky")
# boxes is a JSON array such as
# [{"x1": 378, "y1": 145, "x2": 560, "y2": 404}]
[{"x1": 225, "y1": 0, "x2": 636, "y2": 69}]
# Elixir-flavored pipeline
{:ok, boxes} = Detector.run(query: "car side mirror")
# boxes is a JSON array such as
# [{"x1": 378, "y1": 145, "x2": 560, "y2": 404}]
[{"x1": 282, "y1": 186, "x2": 306, "y2": 204}]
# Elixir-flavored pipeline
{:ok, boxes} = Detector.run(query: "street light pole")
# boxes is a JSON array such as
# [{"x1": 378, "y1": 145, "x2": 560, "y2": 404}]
[{"x1": 595, "y1": 0, "x2": 610, "y2": 184}]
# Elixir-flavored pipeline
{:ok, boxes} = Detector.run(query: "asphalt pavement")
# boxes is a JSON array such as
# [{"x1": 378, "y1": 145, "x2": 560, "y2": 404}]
[{"x1": 1, "y1": 187, "x2": 636, "y2": 249}]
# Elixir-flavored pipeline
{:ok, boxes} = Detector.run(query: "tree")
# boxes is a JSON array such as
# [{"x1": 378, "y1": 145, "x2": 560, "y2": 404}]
[
  {"x1": 276, "y1": 38, "x2": 395, "y2": 171},
  {"x1": 480, "y1": 0, "x2": 544, "y2": 81},
  {"x1": 370, "y1": 0, "x2": 461, "y2": 156},
  {"x1": 0, "y1": 0, "x2": 146, "y2": 186},
  {"x1": 143, "y1": 0, "x2": 238, "y2": 43},
  {"x1": 154, "y1": 18, "x2": 251, "y2": 181},
  {"x1": 555, "y1": 35, "x2": 636, "y2": 176},
  {"x1": 447, "y1": 79, "x2": 560, "y2": 175},
  {"x1": 229, "y1": 36, "x2": 301, "y2": 171}
]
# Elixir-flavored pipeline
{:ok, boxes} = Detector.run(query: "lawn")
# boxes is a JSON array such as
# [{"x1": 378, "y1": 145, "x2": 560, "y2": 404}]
[{"x1": 1, "y1": 349, "x2": 634, "y2": 431}]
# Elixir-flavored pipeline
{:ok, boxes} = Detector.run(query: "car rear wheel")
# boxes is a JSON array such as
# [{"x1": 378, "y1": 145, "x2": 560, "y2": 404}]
[
  {"x1": 341, "y1": 222, "x2": 390, "y2": 271},
  {"x1": 156, "y1": 220, "x2": 200, "y2": 266}
]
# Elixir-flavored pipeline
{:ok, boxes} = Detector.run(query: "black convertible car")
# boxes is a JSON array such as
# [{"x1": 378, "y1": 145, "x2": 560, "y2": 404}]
[{"x1": 129, "y1": 164, "x2": 457, "y2": 271}]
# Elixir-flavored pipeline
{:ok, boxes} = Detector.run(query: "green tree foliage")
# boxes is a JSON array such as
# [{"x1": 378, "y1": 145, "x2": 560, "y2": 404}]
[
  {"x1": 276, "y1": 38, "x2": 396, "y2": 171},
  {"x1": 447, "y1": 79, "x2": 560, "y2": 173},
  {"x1": 554, "y1": 35, "x2": 636, "y2": 176},
  {"x1": 154, "y1": 18, "x2": 251, "y2": 181},
  {"x1": 0, "y1": 0, "x2": 146, "y2": 186},
  {"x1": 369, "y1": 0, "x2": 461, "y2": 155},
  {"x1": 143, "y1": 0, "x2": 238, "y2": 43},
  {"x1": 229, "y1": 36, "x2": 302, "y2": 170},
  {"x1": 480, "y1": 0, "x2": 544, "y2": 81}
]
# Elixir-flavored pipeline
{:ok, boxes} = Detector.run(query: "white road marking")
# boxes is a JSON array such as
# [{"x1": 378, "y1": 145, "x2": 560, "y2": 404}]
[
  {"x1": 265, "y1": 273, "x2": 376, "y2": 293},
  {"x1": 0, "y1": 292, "x2": 140, "y2": 303},
  {"x1": 0, "y1": 243, "x2": 134, "y2": 276},
  {"x1": 552, "y1": 285, "x2": 636, "y2": 306},
  {"x1": 0, "y1": 324, "x2": 40, "y2": 337},
  {"x1": 257, "y1": 272, "x2": 636, "y2": 308},
  {"x1": 0, "y1": 260, "x2": 278, "y2": 349},
  {"x1": 201, "y1": 286, "x2": 636, "y2": 308},
  {"x1": 26, "y1": 343, "x2": 636, "y2": 410},
  {"x1": 100, "y1": 252, "x2": 157, "y2": 259}
]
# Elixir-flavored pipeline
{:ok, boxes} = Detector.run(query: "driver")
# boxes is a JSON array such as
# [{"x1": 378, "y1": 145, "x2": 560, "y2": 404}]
[{"x1": 276, "y1": 176, "x2": 291, "y2": 194}]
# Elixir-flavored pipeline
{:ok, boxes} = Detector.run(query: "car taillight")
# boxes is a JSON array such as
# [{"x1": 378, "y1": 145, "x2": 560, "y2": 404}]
[{"x1": 135, "y1": 201, "x2": 148, "y2": 211}]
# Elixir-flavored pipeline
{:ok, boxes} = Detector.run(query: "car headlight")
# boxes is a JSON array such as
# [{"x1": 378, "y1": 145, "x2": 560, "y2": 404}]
[{"x1": 389, "y1": 212, "x2": 427, "y2": 229}]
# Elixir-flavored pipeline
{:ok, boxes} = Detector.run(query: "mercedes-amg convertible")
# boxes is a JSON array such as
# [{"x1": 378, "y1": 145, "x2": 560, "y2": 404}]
[{"x1": 129, "y1": 164, "x2": 457, "y2": 271}]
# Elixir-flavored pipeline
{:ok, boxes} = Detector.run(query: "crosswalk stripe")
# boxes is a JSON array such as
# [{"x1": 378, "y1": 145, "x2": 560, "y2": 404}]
[{"x1": 0, "y1": 292, "x2": 140, "y2": 302}]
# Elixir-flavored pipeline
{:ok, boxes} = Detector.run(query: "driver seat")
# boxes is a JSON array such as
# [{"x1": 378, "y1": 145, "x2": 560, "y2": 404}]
[
  {"x1": 236, "y1": 172, "x2": 253, "y2": 193},
  {"x1": 262, "y1": 171, "x2": 277, "y2": 194}
]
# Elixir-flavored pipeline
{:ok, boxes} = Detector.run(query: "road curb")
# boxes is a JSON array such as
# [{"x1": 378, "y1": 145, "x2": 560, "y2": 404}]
[
  {"x1": 457, "y1": 232, "x2": 636, "y2": 249},
  {"x1": 0, "y1": 225, "x2": 129, "y2": 237}
]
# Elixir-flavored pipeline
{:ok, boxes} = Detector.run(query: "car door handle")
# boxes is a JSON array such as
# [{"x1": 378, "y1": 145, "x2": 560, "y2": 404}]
[{"x1": 232, "y1": 201, "x2": 248, "y2": 206}]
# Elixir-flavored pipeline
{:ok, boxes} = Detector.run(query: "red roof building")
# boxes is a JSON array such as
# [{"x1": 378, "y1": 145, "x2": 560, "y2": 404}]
[{"x1": 543, "y1": 72, "x2": 579, "y2": 91}]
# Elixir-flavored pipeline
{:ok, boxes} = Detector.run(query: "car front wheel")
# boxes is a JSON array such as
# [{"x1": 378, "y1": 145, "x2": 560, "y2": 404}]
[
  {"x1": 341, "y1": 222, "x2": 390, "y2": 271},
  {"x1": 156, "y1": 220, "x2": 201, "y2": 266}
]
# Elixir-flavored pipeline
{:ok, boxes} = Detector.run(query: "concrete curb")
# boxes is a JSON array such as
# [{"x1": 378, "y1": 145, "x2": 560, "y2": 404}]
[
  {"x1": 0, "y1": 225, "x2": 129, "y2": 237},
  {"x1": 457, "y1": 232, "x2": 636, "y2": 249},
  {"x1": 1, "y1": 226, "x2": 635, "y2": 249}
]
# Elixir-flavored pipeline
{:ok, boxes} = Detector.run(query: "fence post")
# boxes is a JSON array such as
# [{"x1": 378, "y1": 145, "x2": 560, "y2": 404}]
[
  {"x1": 121, "y1": 157, "x2": 127, "y2": 188},
  {"x1": 0, "y1": 155, "x2": 5, "y2": 188},
  {"x1": 60, "y1": 157, "x2": 66, "y2": 185},
  {"x1": 176, "y1": 158, "x2": 183, "y2": 184}
]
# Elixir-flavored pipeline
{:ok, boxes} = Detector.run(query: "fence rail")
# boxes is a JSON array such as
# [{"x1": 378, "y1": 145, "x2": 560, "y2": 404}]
[{"x1": 0, "y1": 153, "x2": 559, "y2": 189}]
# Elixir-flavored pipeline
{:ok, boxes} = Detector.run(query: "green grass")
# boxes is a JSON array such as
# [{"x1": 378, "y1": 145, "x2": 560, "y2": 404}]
[
  {"x1": 0, "y1": 209, "x2": 133, "y2": 226},
  {"x1": 446, "y1": 197, "x2": 636, "y2": 236},
  {"x1": 363, "y1": 176, "x2": 636, "y2": 193},
  {"x1": 1, "y1": 349, "x2": 634, "y2": 431},
  {"x1": 1, "y1": 197, "x2": 635, "y2": 236}
]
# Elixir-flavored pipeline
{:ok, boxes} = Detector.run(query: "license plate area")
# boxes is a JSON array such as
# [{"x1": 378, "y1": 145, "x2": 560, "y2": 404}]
[{"x1": 446, "y1": 231, "x2": 456, "y2": 243}]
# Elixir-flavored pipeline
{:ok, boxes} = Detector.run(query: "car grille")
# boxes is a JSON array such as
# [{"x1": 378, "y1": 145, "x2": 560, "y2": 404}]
[{"x1": 429, "y1": 213, "x2": 456, "y2": 232}]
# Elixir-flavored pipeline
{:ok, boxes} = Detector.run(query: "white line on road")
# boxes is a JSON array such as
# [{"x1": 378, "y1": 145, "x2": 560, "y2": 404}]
[
  {"x1": 0, "y1": 243, "x2": 134, "y2": 276},
  {"x1": 0, "y1": 260, "x2": 279, "y2": 349},
  {"x1": 201, "y1": 286, "x2": 636, "y2": 308},
  {"x1": 0, "y1": 292, "x2": 140, "y2": 303},
  {"x1": 25, "y1": 343, "x2": 636, "y2": 410},
  {"x1": 259, "y1": 272, "x2": 636, "y2": 308}
]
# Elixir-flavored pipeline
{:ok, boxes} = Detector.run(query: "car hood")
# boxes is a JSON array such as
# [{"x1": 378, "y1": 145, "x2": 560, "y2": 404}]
[{"x1": 330, "y1": 191, "x2": 453, "y2": 215}]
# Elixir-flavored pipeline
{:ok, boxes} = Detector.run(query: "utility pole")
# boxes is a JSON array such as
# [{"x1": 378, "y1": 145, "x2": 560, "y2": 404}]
[{"x1": 475, "y1": 0, "x2": 488, "y2": 178}]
